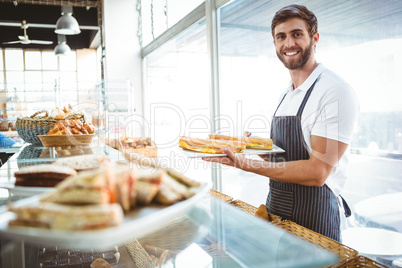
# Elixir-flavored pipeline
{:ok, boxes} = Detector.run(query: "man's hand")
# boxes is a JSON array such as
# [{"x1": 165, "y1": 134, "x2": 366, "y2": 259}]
[{"x1": 202, "y1": 148, "x2": 253, "y2": 171}]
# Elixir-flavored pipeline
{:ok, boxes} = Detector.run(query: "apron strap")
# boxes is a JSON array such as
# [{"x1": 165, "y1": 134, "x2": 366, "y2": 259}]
[
  {"x1": 296, "y1": 77, "x2": 320, "y2": 117},
  {"x1": 273, "y1": 93, "x2": 288, "y2": 117},
  {"x1": 339, "y1": 195, "x2": 352, "y2": 218}
]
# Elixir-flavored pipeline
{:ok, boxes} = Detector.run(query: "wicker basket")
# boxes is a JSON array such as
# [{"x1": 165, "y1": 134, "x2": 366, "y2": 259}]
[
  {"x1": 125, "y1": 239, "x2": 155, "y2": 268},
  {"x1": 125, "y1": 217, "x2": 206, "y2": 267},
  {"x1": 15, "y1": 110, "x2": 85, "y2": 145},
  {"x1": 336, "y1": 256, "x2": 389, "y2": 268},
  {"x1": 137, "y1": 217, "x2": 202, "y2": 252},
  {"x1": 17, "y1": 145, "x2": 52, "y2": 168},
  {"x1": 274, "y1": 220, "x2": 358, "y2": 267},
  {"x1": 208, "y1": 189, "x2": 233, "y2": 203},
  {"x1": 38, "y1": 134, "x2": 95, "y2": 147}
]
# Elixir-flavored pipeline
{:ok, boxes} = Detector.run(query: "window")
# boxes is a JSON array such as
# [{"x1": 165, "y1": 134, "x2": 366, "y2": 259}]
[
  {"x1": 0, "y1": 49, "x2": 79, "y2": 119},
  {"x1": 42, "y1": 51, "x2": 58, "y2": 70},
  {"x1": 0, "y1": 49, "x2": 3, "y2": 70},
  {"x1": 4, "y1": 49, "x2": 23, "y2": 71},
  {"x1": 25, "y1": 51, "x2": 42, "y2": 70},
  {"x1": 143, "y1": 17, "x2": 210, "y2": 183},
  {"x1": 140, "y1": 0, "x2": 204, "y2": 47}
]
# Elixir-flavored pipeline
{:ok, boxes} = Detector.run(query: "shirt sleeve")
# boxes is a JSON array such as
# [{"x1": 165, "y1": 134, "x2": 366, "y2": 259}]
[{"x1": 311, "y1": 83, "x2": 359, "y2": 144}]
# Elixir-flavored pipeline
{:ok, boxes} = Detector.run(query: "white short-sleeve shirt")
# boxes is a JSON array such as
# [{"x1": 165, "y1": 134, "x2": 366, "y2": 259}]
[{"x1": 274, "y1": 63, "x2": 359, "y2": 195}]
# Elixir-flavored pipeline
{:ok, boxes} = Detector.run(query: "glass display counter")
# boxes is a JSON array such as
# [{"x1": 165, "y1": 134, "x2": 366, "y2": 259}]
[{"x1": 0, "y1": 143, "x2": 338, "y2": 268}]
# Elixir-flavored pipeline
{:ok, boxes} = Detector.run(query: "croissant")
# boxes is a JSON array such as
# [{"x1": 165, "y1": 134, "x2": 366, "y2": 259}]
[{"x1": 47, "y1": 121, "x2": 65, "y2": 135}]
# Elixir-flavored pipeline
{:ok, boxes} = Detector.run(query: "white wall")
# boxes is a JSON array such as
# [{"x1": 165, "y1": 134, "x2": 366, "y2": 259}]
[{"x1": 102, "y1": 0, "x2": 143, "y2": 135}]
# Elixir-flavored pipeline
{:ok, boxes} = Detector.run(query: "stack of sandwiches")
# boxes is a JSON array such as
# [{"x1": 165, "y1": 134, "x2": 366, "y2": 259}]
[
  {"x1": 8, "y1": 160, "x2": 202, "y2": 231},
  {"x1": 14, "y1": 154, "x2": 106, "y2": 188}
]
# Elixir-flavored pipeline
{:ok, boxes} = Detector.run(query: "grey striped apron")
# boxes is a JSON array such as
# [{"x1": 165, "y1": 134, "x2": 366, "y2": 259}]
[{"x1": 267, "y1": 78, "x2": 342, "y2": 241}]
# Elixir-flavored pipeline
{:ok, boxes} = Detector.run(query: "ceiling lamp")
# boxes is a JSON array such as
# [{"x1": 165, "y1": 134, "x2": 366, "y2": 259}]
[
  {"x1": 54, "y1": 35, "x2": 71, "y2": 56},
  {"x1": 55, "y1": 6, "x2": 81, "y2": 35}
]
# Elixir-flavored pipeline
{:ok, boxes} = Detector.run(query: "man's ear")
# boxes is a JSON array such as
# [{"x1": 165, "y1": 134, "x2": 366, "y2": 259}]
[{"x1": 313, "y1": 32, "x2": 320, "y2": 45}]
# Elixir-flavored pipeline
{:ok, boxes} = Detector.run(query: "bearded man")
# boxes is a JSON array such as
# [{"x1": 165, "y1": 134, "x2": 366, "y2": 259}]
[{"x1": 203, "y1": 4, "x2": 359, "y2": 242}]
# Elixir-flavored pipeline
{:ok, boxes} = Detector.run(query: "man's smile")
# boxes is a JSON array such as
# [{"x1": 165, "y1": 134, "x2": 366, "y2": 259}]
[{"x1": 284, "y1": 51, "x2": 300, "y2": 56}]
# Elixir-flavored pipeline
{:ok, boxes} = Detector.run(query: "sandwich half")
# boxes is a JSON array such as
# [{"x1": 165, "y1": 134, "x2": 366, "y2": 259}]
[
  {"x1": 134, "y1": 164, "x2": 165, "y2": 205},
  {"x1": 179, "y1": 136, "x2": 246, "y2": 154},
  {"x1": 209, "y1": 134, "x2": 273, "y2": 150},
  {"x1": 8, "y1": 202, "x2": 123, "y2": 230},
  {"x1": 40, "y1": 165, "x2": 116, "y2": 205},
  {"x1": 14, "y1": 164, "x2": 77, "y2": 187}
]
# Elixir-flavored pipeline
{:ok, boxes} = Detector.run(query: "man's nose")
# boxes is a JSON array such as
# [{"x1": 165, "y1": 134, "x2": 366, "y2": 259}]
[{"x1": 285, "y1": 37, "x2": 296, "y2": 48}]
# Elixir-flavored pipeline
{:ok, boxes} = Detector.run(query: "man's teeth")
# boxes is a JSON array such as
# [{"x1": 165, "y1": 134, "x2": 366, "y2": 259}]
[{"x1": 285, "y1": 51, "x2": 298, "y2": 56}]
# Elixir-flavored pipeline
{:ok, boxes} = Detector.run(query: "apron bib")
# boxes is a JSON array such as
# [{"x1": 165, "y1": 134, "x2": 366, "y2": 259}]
[{"x1": 267, "y1": 78, "x2": 342, "y2": 241}]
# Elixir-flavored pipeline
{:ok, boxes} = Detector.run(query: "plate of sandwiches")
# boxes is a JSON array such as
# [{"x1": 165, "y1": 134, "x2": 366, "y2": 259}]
[
  {"x1": 0, "y1": 162, "x2": 207, "y2": 249},
  {"x1": 179, "y1": 135, "x2": 285, "y2": 158},
  {"x1": 0, "y1": 184, "x2": 54, "y2": 197}
]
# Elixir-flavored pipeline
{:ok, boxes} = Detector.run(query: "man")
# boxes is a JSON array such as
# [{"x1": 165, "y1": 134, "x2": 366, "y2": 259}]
[{"x1": 203, "y1": 4, "x2": 358, "y2": 241}]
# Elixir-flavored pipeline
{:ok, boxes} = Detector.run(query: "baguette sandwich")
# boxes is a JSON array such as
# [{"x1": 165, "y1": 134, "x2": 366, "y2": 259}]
[
  {"x1": 209, "y1": 134, "x2": 273, "y2": 150},
  {"x1": 179, "y1": 136, "x2": 246, "y2": 154},
  {"x1": 8, "y1": 202, "x2": 123, "y2": 230}
]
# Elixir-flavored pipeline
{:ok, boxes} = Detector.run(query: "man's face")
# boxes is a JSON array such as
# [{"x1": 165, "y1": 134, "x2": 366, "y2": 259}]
[{"x1": 273, "y1": 17, "x2": 317, "y2": 70}]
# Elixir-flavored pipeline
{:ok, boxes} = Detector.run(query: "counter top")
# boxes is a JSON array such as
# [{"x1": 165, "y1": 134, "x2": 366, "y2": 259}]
[{"x1": 0, "y1": 143, "x2": 339, "y2": 267}]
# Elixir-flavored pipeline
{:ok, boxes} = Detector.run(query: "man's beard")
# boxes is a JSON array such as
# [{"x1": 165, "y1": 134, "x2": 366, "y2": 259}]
[{"x1": 276, "y1": 41, "x2": 313, "y2": 70}]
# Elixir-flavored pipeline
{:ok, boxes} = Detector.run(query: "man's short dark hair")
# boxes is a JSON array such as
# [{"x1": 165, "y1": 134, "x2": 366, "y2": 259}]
[{"x1": 271, "y1": 4, "x2": 318, "y2": 38}]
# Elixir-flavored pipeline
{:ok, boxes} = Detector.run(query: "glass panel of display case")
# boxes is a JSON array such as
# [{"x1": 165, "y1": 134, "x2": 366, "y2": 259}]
[{"x1": 215, "y1": 0, "x2": 402, "y2": 263}]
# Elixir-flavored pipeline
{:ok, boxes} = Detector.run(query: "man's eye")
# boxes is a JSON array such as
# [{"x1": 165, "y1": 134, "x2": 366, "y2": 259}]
[
  {"x1": 294, "y1": 32, "x2": 302, "y2": 38},
  {"x1": 277, "y1": 35, "x2": 285, "y2": 40}
]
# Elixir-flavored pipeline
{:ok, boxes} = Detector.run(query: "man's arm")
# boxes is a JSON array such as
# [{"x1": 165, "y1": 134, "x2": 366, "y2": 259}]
[{"x1": 202, "y1": 135, "x2": 349, "y2": 187}]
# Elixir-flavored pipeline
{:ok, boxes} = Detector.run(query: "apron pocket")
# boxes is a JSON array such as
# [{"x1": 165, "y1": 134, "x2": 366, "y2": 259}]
[{"x1": 267, "y1": 187, "x2": 294, "y2": 219}]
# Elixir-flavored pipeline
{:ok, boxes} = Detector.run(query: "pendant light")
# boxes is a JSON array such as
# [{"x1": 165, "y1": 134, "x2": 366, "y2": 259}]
[
  {"x1": 55, "y1": 6, "x2": 81, "y2": 35},
  {"x1": 54, "y1": 35, "x2": 71, "y2": 56}
]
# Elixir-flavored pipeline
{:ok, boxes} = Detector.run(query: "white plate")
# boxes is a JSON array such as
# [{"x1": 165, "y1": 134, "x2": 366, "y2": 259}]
[
  {"x1": 0, "y1": 184, "x2": 54, "y2": 196},
  {"x1": 244, "y1": 145, "x2": 285, "y2": 155},
  {"x1": 0, "y1": 183, "x2": 208, "y2": 250},
  {"x1": 180, "y1": 144, "x2": 285, "y2": 158}
]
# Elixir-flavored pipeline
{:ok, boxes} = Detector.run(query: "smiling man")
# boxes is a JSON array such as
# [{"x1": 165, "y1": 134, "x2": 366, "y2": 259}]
[{"x1": 203, "y1": 5, "x2": 359, "y2": 241}]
